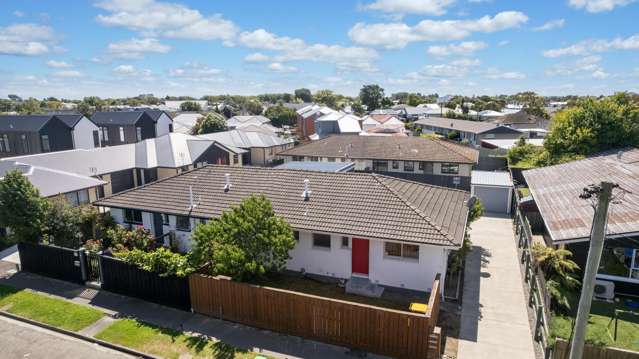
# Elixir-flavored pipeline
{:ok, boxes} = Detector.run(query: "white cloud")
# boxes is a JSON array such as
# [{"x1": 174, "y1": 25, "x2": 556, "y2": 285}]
[
  {"x1": 112, "y1": 64, "x2": 153, "y2": 80},
  {"x1": 0, "y1": 23, "x2": 57, "y2": 56},
  {"x1": 591, "y1": 69, "x2": 610, "y2": 79},
  {"x1": 107, "y1": 38, "x2": 171, "y2": 59},
  {"x1": 46, "y1": 60, "x2": 72, "y2": 68},
  {"x1": 267, "y1": 62, "x2": 298, "y2": 73},
  {"x1": 239, "y1": 29, "x2": 305, "y2": 51},
  {"x1": 13, "y1": 11, "x2": 24, "y2": 17},
  {"x1": 532, "y1": 19, "x2": 565, "y2": 32},
  {"x1": 348, "y1": 11, "x2": 528, "y2": 48},
  {"x1": 543, "y1": 34, "x2": 639, "y2": 57},
  {"x1": 484, "y1": 69, "x2": 526, "y2": 79},
  {"x1": 51, "y1": 70, "x2": 84, "y2": 78},
  {"x1": 451, "y1": 58, "x2": 481, "y2": 66},
  {"x1": 244, "y1": 52, "x2": 269, "y2": 62},
  {"x1": 427, "y1": 41, "x2": 486, "y2": 56},
  {"x1": 168, "y1": 62, "x2": 222, "y2": 79},
  {"x1": 568, "y1": 0, "x2": 634, "y2": 13},
  {"x1": 95, "y1": 0, "x2": 238, "y2": 41},
  {"x1": 364, "y1": 0, "x2": 456, "y2": 16},
  {"x1": 546, "y1": 55, "x2": 611, "y2": 79}
]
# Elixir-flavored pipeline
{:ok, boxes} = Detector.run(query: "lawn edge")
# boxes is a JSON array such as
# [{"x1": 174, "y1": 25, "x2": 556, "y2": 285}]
[{"x1": 0, "y1": 310, "x2": 160, "y2": 359}]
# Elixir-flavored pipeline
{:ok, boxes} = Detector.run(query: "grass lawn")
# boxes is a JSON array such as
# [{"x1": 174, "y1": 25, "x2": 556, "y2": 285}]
[
  {"x1": 552, "y1": 299, "x2": 639, "y2": 351},
  {"x1": 95, "y1": 319, "x2": 267, "y2": 359},
  {"x1": 0, "y1": 284, "x2": 104, "y2": 331}
]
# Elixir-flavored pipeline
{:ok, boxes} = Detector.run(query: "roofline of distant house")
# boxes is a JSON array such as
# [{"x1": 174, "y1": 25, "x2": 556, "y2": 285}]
[{"x1": 277, "y1": 152, "x2": 476, "y2": 164}]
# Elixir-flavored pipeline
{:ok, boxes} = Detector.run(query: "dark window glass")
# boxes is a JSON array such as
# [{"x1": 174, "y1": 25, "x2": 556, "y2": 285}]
[
  {"x1": 404, "y1": 161, "x2": 414, "y2": 172},
  {"x1": 293, "y1": 231, "x2": 299, "y2": 241},
  {"x1": 124, "y1": 209, "x2": 143, "y2": 224},
  {"x1": 161, "y1": 214, "x2": 169, "y2": 225},
  {"x1": 341, "y1": 236, "x2": 349, "y2": 248},
  {"x1": 385, "y1": 242, "x2": 401, "y2": 257},
  {"x1": 313, "y1": 233, "x2": 331, "y2": 248},
  {"x1": 41, "y1": 135, "x2": 50, "y2": 152},
  {"x1": 419, "y1": 162, "x2": 424, "y2": 171},
  {"x1": 441, "y1": 163, "x2": 459, "y2": 174},
  {"x1": 392, "y1": 160, "x2": 399, "y2": 169},
  {"x1": 176, "y1": 215, "x2": 191, "y2": 231}
]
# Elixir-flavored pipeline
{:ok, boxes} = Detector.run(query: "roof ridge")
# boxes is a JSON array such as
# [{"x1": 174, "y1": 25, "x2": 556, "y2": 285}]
[
  {"x1": 372, "y1": 174, "x2": 456, "y2": 246},
  {"x1": 431, "y1": 138, "x2": 477, "y2": 163}
]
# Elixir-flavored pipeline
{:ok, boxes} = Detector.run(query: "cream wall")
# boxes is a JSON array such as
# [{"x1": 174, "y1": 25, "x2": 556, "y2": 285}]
[{"x1": 72, "y1": 117, "x2": 100, "y2": 149}]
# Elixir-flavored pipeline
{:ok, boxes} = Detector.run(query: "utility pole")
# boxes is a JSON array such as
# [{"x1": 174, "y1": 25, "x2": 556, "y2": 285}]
[{"x1": 569, "y1": 181, "x2": 614, "y2": 359}]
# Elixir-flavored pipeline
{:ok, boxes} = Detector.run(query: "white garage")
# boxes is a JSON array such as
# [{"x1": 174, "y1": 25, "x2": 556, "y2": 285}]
[{"x1": 471, "y1": 171, "x2": 514, "y2": 214}]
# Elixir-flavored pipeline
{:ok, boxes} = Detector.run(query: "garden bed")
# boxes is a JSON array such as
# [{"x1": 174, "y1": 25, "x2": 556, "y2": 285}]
[{"x1": 552, "y1": 299, "x2": 639, "y2": 352}]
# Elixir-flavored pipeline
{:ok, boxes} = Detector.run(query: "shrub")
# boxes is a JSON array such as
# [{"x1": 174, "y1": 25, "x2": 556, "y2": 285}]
[
  {"x1": 114, "y1": 248, "x2": 194, "y2": 277},
  {"x1": 447, "y1": 130, "x2": 460, "y2": 140},
  {"x1": 106, "y1": 226, "x2": 154, "y2": 252},
  {"x1": 0, "y1": 170, "x2": 47, "y2": 242},
  {"x1": 532, "y1": 243, "x2": 580, "y2": 312}
]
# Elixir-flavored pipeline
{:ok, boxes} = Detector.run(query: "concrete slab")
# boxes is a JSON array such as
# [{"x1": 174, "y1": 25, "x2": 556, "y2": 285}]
[
  {"x1": 457, "y1": 215, "x2": 536, "y2": 359},
  {"x1": 0, "y1": 245, "x2": 19, "y2": 265}
]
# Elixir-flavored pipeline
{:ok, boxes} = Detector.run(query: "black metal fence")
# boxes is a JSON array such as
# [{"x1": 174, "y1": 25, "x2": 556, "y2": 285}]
[
  {"x1": 100, "y1": 255, "x2": 191, "y2": 311},
  {"x1": 17, "y1": 242, "x2": 84, "y2": 284}
]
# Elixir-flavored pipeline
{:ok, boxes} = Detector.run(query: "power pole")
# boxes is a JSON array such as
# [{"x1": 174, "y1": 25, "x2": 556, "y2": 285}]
[{"x1": 569, "y1": 181, "x2": 614, "y2": 359}]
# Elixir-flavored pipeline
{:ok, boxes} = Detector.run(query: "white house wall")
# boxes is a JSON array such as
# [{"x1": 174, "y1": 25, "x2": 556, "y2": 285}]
[
  {"x1": 156, "y1": 113, "x2": 173, "y2": 136},
  {"x1": 286, "y1": 231, "x2": 352, "y2": 279},
  {"x1": 73, "y1": 117, "x2": 99, "y2": 149}
]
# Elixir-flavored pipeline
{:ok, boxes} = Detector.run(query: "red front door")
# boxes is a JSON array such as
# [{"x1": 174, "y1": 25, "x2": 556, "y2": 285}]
[{"x1": 352, "y1": 238, "x2": 369, "y2": 275}]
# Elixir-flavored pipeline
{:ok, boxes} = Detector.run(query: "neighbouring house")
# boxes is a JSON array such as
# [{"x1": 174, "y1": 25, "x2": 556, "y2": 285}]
[
  {"x1": 491, "y1": 111, "x2": 551, "y2": 132},
  {"x1": 172, "y1": 113, "x2": 203, "y2": 135},
  {"x1": 0, "y1": 160, "x2": 105, "y2": 205},
  {"x1": 95, "y1": 165, "x2": 471, "y2": 293},
  {"x1": 3, "y1": 132, "x2": 245, "y2": 198},
  {"x1": 0, "y1": 114, "x2": 100, "y2": 158},
  {"x1": 226, "y1": 115, "x2": 270, "y2": 129},
  {"x1": 478, "y1": 110, "x2": 506, "y2": 120},
  {"x1": 470, "y1": 170, "x2": 514, "y2": 214},
  {"x1": 361, "y1": 114, "x2": 406, "y2": 133},
  {"x1": 278, "y1": 135, "x2": 478, "y2": 189},
  {"x1": 296, "y1": 104, "x2": 336, "y2": 139},
  {"x1": 523, "y1": 148, "x2": 639, "y2": 296},
  {"x1": 274, "y1": 161, "x2": 355, "y2": 172},
  {"x1": 313, "y1": 112, "x2": 362, "y2": 139},
  {"x1": 282, "y1": 102, "x2": 314, "y2": 111},
  {"x1": 198, "y1": 129, "x2": 294, "y2": 166},
  {"x1": 91, "y1": 110, "x2": 173, "y2": 147},
  {"x1": 414, "y1": 117, "x2": 523, "y2": 146},
  {"x1": 481, "y1": 138, "x2": 545, "y2": 156}
]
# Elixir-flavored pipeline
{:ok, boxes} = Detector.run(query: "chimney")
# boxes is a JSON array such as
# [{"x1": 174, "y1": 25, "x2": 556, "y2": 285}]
[
  {"x1": 224, "y1": 173, "x2": 232, "y2": 192},
  {"x1": 302, "y1": 179, "x2": 311, "y2": 201}
]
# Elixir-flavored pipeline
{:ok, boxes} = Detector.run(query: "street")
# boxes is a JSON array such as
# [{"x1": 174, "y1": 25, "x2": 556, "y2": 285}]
[{"x1": 0, "y1": 315, "x2": 132, "y2": 359}]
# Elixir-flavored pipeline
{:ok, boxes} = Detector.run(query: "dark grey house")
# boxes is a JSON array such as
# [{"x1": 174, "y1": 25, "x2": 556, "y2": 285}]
[
  {"x1": 0, "y1": 115, "x2": 76, "y2": 158},
  {"x1": 91, "y1": 110, "x2": 173, "y2": 147}
]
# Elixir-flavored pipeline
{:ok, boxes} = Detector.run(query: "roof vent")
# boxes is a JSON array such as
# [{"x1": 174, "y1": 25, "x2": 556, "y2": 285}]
[
  {"x1": 302, "y1": 179, "x2": 311, "y2": 201},
  {"x1": 224, "y1": 173, "x2": 231, "y2": 192}
]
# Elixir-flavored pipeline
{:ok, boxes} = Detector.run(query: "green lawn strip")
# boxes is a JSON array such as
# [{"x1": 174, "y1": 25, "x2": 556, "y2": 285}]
[
  {"x1": 551, "y1": 300, "x2": 639, "y2": 351},
  {"x1": 0, "y1": 284, "x2": 104, "y2": 332},
  {"x1": 95, "y1": 318, "x2": 268, "y2": 359}
]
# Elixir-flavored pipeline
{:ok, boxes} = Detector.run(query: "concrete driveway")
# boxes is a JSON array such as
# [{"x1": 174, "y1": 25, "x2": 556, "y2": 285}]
[{"x1": 457, "y1": 214, "x2": 536, "y2": 359}]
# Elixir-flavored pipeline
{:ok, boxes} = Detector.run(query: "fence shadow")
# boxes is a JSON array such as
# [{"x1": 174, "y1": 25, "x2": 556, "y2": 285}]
[{"x1": 458, "y1": 245, "x2": 484, "y2": 342}]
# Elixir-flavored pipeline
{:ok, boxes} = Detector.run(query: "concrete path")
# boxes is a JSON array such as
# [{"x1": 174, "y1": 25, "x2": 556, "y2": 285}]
[
  {"x1": 457, "y1": 214, "x2": 536, "y2": 359},
  {"x1": 0, "y1": 244, "x2": 19, "y2": 265},
  {"x1": 0, "y1": 315, "x2": 132, "y2": 359},
  {"x1": 0, "y1": 261, "x2": 388, "y2": 359}
]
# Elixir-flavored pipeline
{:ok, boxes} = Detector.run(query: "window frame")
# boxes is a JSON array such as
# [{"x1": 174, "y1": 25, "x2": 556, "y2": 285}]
[
  {"x1": 341, "y1": 236, "x2": 349, "y2": 249},
  {"x1": 441, "y1": 163, "x2": 460, "y2": 175},
  {"x1": 392, "y1": 160, "x2": 399, "y2": 169},
  {"x1": 384, "y1": 242, "x2": 419, "y2": 260},
  {"x1": 136, "y1": 127, "x2": 142, "y2": 141},
  {"x1": 124, "y1": 209, "x2": 143, "y2": 224},
  {"x1": 1, "y1": 134, "x2": 9, "y2": 152},
  {"x1": 312, "y1": 233, "x2": 331, "y2": 249},
  {"x1": 293, "y1": 231, "x2": 300, "y2": 242},
  {"x1": 119, "y1": 126, "x2": 125, "y2": 142},
  {"x1": 175, "y1": 215, "x2": 191, "y2": 232},
  {"x1": 418, "y1": 162, "x2": 424, "y2": 171},
  {"x1": 41, "y1": 135, "x2": 50, "y2": 152},
  {"x1": 404, "y1": 161, "x2": 415, "y2": 172},
  {"x1": 161, "y1": 213, "x2": 170, "y2": 225},
  {"x1": 20, "y1": 134, "x2": 29, "y2": 153}
]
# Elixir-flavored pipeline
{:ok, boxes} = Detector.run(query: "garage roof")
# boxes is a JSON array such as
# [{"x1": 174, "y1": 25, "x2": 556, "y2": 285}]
[{"x1": 471, "y1": 171, "x2": 513, "y2": 187}]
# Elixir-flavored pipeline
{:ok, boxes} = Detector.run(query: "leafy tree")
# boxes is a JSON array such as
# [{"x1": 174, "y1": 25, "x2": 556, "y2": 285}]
[
  {"x1": 191, "y1": 112, "x2": 227, "y2": 134},
  {"x1": 106, "y1": 226, "x2": 154, "y2": 252},
  {"x1": 191, "y1": 195, "x2": 295, "y2": 281},
  {"x1": 0, "y1": 171, "x2": 47, "y2": 242},
  {"x1": 407, "y1": 93, "x2": 425, "y2": 107},
  {"x1": 41, "y1": 197, "x2": 84, "y2": 249},
  {"x1": 264, "y1": 104, "x2": 297, "y2": 127},
  {"x1": 532, "y1": 243, "x2": 580, "y2": 312},
  {"x1": 381, "y1": 97, "x2": 393, "y2": 108},
  {"x1": 447, "y1": 130, "x2": 460, "y2": 141},
  {"x1": 18, "y1": 98, "x2": 43, "y2": 114},
  {"x1": 244, "y1": 100, "x2": 263, "y2": 115},
  {"x1": 515, "y1": 91, "x2": 549, "y2": 119},
  {"x1": 351, "y1": 101, "x2": 365, "y2": 116},
  {"x1": 114, "y1": 248, "x2": 194, "y2": 277},
  {"x1": 294, "y1": 88, "x2": 312, "y2": 103},
  {"x1": 314, "y1": 89, "x2": 338, "y2": 108},
  {"x1": 180, "y1": 101, "x2": 202, "y2": 112},
  {"x1": 359, "y1": 84, "x2": 385, "y2": 111}
]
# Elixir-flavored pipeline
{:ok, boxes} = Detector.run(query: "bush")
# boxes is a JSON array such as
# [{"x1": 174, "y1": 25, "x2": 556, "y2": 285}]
[
  {"x1": 106, "y1": 226, "x2": 154, "y2": 252},
  {"x1": 114, "y1": 248, "x2": 194, "y2": 277},
  {"x1": 0, "y1": 170, "x2": 47, "y2": 242},
  {"x1": 532, "y1": 243, "x2": 580, "y2": 313},
  {"x1": 447, "y1": 130, "x2": 460, "y2": 140}
]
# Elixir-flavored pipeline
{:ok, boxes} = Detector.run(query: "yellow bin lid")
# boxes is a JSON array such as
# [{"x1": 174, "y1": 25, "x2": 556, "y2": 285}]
[{"x1": 409, "y1": 302, "x2": 428, "y2": 314}]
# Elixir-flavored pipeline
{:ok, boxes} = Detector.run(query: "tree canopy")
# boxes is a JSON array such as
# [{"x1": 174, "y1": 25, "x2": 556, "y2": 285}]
[
  {"x1": 191, "y1": 195, "x2": 295, "y2": 281},
  {"x1": 180, "y1": 101, "x2": 202, "y2": 112},
  {"x1": 314, "y1": 89, "x2": 338, "y2": 108},
  {"x1": 0, "y1": 170, "x2": 47, "y2": 242},
  {"x1": 264, "y1": 104, "x2": 297, "y2": 127},
  {"x1": 359, "y1": 84, "x2": 385, "y2": 111},
  {"x1": 191, "y1": 112, "x2": 227, "y2": 134},
  {"x1": 294, "y1": 88, "x2": 312, "y2": 103}
]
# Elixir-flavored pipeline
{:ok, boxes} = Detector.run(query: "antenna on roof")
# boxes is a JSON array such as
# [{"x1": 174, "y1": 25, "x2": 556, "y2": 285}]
[
  {"x1": 188, "y1": 185, "x2": 199, "y2": 210},
  {"x1": 224, "y1": 173, "x2": 232, "y2": 192},
  {"x1": 302, "y1": 179, "x2": 311, "y2": 201}
]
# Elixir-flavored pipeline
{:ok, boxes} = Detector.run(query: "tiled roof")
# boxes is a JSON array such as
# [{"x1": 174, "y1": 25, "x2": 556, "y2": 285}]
[
  {"x1": 278, "y1": 135, "x2": 479, "y2": 163},
  {"x1": 523, "y1": 147, "x2": 639, "y2": 243},
  {"x1": 492, "y1": 111, "x2": 547, "y2": 126},
  {"x1": 414, "y1": 117, "x2": 499, "y2": 134},
  {"x1": 95, "y1": 165, "x2": 470, "y2": 246}
]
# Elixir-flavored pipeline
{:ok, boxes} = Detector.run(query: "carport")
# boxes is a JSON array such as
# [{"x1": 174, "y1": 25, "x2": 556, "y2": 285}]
[{"x1": 471, "y1": 171, "x2": 514, "y2": 214}]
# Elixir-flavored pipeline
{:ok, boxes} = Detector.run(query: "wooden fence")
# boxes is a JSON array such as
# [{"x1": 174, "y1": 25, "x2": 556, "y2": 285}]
[
  {"x1": 189, "y1": 274, "x2": 442, "y2": 359},
  {"x1": 100, "y1": 255, "x2": 191, "y2": 311},
  {"x1": 17, "y1": 242, "x2": 84, "y2": 284},
  {"x1": 553, "y1": 339, "x2": 639, "y2": 359}
]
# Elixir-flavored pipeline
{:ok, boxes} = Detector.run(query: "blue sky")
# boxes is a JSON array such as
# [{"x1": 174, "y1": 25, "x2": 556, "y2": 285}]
[{"x1": 0, "y1": 0, "x2": 638, "y2": 99}]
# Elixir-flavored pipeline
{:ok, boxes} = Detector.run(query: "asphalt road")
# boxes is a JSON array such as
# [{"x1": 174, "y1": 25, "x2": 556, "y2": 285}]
[{"x1": 0, "y1": 315, "x2": 133, "y2": 359}]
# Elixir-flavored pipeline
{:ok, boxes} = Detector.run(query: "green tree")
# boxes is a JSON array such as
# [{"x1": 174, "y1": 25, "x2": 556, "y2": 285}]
[
  {"x1": 41, "y1": 197, "x2": 83, "y2": 248},
  {"x1": 180, "y1": 101, "x2": 202, "y2": 112},
  {"x1": 532, "y1": 244, "x2": 580, "y2": 312},
  {"x1": 351, "y1": 101, "x2": 365, "y2": 116},
  {"x1": 18, "y1": 98, "x2": 43, "y2": 114},
  {"x1": 359, "y1": 84, "x2": 385, "y2": 111},
  {"x1": 191, "y1": 195, "x2": 295, "y2": 281},
  {"x1": 447, "y1": 130, "x2": 460, "y2": 141},
  {"x1": 264, "y1": 104, "x2": 297, "y2": 127},
  {"x1": 314, "y1": 89, "x2": 338, "y2": 108},
  {"x1": 191, "y1": 112, "x2": 227, "y2": 134},
  {"x1": 381, "y1": 97, "x2": 393, "y2": 108},
  {"x1": 294, "y1": 88, "x2": 312, "y2": 103},
  {"x1": 244, "y1": 100, "x2": 263, "y2": 115},
  {"x1": 0, "y1": 171, "x2": 47, "y2": 242}
]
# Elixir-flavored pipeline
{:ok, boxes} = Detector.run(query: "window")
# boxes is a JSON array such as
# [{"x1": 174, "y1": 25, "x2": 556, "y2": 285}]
[
  {"x1": 1, "y1": 134, "x2": 9, "y2": 152},
  {"x1": 441, "y1": 163, "x2": 459, "y2": 174},
  {"x1": 176, "y1": 215, "x2": 191, "y2": 231},
  {"x1": 20, "y1": 134, "x2": 29, "y2": 153},
  {"x1": 168, "y1": 124, "x2": 173, "y2": 133},
  {"x1": 65, "y1": 192, "x2": 80, "y2": 206},
  {"x1": 136, "y1": 127, "x2": 142, "y2": 141},
  {"x1": 0, "y1": 134, "x2": 5, "y2": 152},
  {"x1": 392, "y1": 160, "x2": 399, "y2": 169},
  {"x1": 484, "y1": 133, "x2": 495, "y2": 139},
  {"x1": 41, "y1": 135, "x2": 50, "y2": 152},
  {"x1": 328, "y1": 157, "x2": 335, "y2": 162},
  {"x1": 101, "y1": 127, "x2": 109, "y2": 142},
  {"x1": 419, "y1": 162, "x2": 424, "y2": 171},
  {"x1": 599, "y1": 246, "x2": 639, "y2": 280},
  {"x1": 124, "y1": 209, "x2": 143, "y2": 224},
  {"x1": 372, "y1": 160, "x2": 388, "y2": 172},
  {"x1": 341, "y1": 236, "x2": 349, "y2": 248},
  {"x1": 310, "y1": 156, "x2": 319, "y2": 162},
  {"x1": 161, "y1": 214, "x2": 169, "y2": 225},
  {"x1": 312, "y1": 233, "x2": 331, "y2": 248},
  {"x1": 268, "y1": 147, "x2": 273, "y2": 155},
  {"x1": 119, "y1": 127, "x2": 125, "y2": 142},
  {"x1": 293, "y1": 231, "x2": 299, "y2": 241},
  {"x1": 404, "y1": 161, "x2": 414, "y2": 172},
  {"x1": 77, "y1": 189, "x2": 89, "y2": 205},
  {"x1": 384, "y1": 242, "x2": 419, "y2": 260},
  {"x1": 292, "y1": 156, "x2": 302, "y2": 161},
  {"x1": 233, "y1": 155, "x2": 239, "y2": 164}
]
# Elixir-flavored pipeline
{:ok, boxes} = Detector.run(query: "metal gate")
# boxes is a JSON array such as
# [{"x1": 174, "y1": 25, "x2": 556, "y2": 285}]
[{"x1": 84, "y1": 251, "x2": 102, "y2": 285}]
